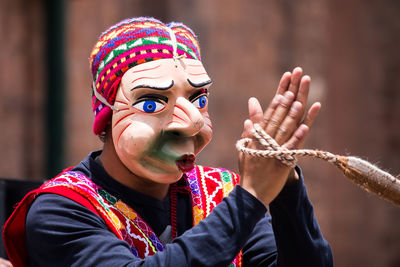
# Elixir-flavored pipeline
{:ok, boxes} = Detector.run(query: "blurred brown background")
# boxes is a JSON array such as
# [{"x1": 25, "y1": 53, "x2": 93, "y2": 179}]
[{"x1": 1, "y1": 0, "x2": 399, "y2": 266}]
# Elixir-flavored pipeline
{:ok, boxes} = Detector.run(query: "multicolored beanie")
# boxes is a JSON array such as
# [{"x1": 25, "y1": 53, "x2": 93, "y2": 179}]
[{"x1": 89, "y1": 17, "x2": 202, "y2": 135}]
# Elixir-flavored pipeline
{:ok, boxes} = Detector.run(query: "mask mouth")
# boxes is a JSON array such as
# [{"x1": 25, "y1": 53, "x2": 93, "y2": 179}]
[{"x1": 176, "y1": 154, "x2": 196, "y2": 173}]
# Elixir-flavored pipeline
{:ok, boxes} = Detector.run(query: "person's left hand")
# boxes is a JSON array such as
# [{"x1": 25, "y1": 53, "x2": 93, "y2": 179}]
[{"x1": 239, "y1": 67, "x2": 321, "y2": 206}]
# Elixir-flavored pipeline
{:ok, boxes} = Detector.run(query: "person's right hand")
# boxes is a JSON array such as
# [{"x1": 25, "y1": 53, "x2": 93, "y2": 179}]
[{"x1": 238, "y1": 67, "x2": 321, "y2": 206}]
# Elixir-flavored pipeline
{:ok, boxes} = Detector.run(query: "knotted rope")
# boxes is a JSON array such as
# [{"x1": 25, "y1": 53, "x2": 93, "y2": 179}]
[{"x1": 236, "y1": 123, "x2": 400, "y2": 206}]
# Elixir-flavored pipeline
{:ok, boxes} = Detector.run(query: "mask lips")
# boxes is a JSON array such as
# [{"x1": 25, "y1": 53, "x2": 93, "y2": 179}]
[{"x1": 176, "y1": 154, "x2": 196, "y2": 173}]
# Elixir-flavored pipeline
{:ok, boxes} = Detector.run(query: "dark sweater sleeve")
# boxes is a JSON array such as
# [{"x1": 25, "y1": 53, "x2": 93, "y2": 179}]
[
  {"x1": 26, "y1": 186, "x2": 266, "y2": 267},
  {"x1": 241, "y1": 167, "x2": 333, "y2": 267},
  {"x1": 268, "y1": 167, "x2": 333, "y2": 267}
]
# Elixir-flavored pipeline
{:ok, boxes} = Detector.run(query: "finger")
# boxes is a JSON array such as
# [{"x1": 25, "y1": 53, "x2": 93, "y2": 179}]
[
  {"x1": 283, "y1": 124, "x2": 309, "y2": 150},
  {"x1": 260, "y1": 71, "x2": 291, "y2": 128},
  {"x1": 265, "y1": 91, "x2": 295, "y2": 139},
  {"x1": 241, "y1": 119, "x2": 253, "y2": 138},
  {"x1": 287, "y1": 67, "x2": 303, "y2": 97},
  {"x1": 239, "y1": 119, "x2": 253, "y2": 174},
  {"x1": 261, "y1": 94, "x2": 283, "y2": 127},
  {"x1": 296, "y1": 75, "x2": 311, "y2": 110},
  {"x1": 274, "y1": 101, "x2": 303, "y2": 144},
  {"x1": 248, "y1": 97, "x2": 264, "y2": 123},
  {"x1": 303, "y1": 102, "x2": 321, "y2": 128},
  {"x1": 276, "y1": 72, "x2": 292, "y2": 95},
  {"x1": 296, "y1": 102, "x2": 321, "y2": 148}
]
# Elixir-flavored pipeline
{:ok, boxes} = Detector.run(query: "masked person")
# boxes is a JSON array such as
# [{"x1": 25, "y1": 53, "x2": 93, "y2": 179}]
[{"x1": 4, "y1": 17, "x2": 333, "y2": 267}]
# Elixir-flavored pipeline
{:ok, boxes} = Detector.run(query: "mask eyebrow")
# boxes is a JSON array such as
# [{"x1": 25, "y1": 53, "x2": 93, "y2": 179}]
[
  {"x1": 187, "y1": 78, "x2": 212, "y2": 88},
  {"x1": 131, "y1": 80, "x2": 174, "y2": 91}
]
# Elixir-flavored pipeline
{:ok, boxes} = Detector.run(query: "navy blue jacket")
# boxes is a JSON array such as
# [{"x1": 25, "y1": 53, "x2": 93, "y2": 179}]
[{"x1": 25, "y1": 151, "x2": 333, "y2": 266}]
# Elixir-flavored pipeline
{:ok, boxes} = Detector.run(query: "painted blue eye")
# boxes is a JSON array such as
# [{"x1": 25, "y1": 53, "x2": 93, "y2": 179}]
[
  {"x1": 193, "y1": 95, "x2": 207, "y2": 109},
  {"x1": 133, "y1": 100, "x2": 165, "y2": 113}
]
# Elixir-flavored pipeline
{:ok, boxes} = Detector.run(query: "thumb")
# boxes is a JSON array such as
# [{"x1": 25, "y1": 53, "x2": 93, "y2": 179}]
[{"x1": 241, "y1": 119, "x2": 254, "y2": 138}]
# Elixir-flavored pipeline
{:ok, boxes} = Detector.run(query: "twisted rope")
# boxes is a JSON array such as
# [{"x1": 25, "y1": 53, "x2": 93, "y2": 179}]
[
  {"x1": 236, "y1": 123, "x2": 400, "y2": 206},
  {"x1": 236, "y1": 124, "x2": 338, "y2": 167}
]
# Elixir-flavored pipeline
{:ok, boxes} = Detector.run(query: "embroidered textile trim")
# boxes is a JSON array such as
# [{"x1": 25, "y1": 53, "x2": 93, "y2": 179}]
[{"x1": 41, "y1": 166, "x2": 241, "y2": 265}]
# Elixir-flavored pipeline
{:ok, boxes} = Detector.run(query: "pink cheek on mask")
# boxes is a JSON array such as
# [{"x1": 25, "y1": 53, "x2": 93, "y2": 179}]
[
  {"x1": 113, "y1": 111, "x2": 136, "y2": 143},
  {"x1": 117, "y1": 124, "x2": 131, "y2": 144},
  {"x1": 113, "y1": 111, "x2": 136, "y2": 128}
]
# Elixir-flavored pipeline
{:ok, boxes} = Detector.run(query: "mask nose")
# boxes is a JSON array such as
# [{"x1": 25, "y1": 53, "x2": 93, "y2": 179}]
[{"x1": 166, "y1": 96, "x2": 204, "y2": 136}]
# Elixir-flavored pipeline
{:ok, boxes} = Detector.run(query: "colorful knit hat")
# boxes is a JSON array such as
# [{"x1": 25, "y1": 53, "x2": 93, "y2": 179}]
[{"x1": 89, "y1": 17, "x2": 202, "y2": 135}]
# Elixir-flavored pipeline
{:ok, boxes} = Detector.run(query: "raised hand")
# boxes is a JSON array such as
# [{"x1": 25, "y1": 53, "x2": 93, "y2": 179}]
[{"x1": 239, "y1": 67, "x2": 321, "y2": 206}]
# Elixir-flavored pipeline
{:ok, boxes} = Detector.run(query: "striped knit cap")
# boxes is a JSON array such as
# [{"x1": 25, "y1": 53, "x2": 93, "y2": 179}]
[{"x1": 89, "y1": 17, "x2": 201, "y2": 135}]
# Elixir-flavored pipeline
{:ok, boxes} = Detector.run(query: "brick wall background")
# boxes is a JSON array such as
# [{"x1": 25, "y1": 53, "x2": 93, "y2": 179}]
[{"x1": 1, "y1": 0, "x2": 399, "y2": 265}]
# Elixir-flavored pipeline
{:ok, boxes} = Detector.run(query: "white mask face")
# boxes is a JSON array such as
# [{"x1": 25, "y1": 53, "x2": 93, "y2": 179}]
[{"x1": 111, "y1": 58, "x2": 213, "y2": 184}]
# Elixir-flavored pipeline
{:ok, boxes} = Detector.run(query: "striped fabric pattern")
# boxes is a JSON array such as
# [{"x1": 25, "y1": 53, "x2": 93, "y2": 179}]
[{"x1": 89, "y1": 17, "x2": 201, "y2": 135}]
